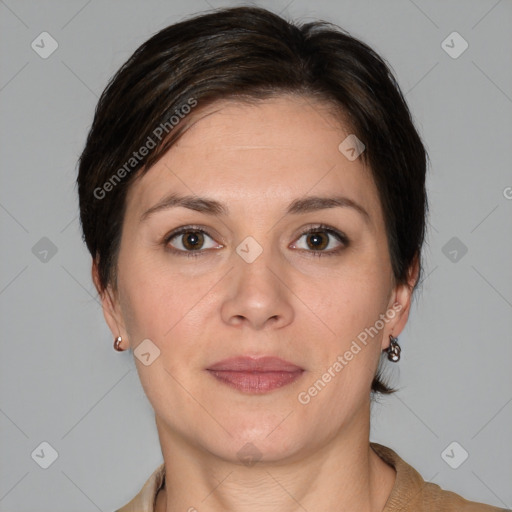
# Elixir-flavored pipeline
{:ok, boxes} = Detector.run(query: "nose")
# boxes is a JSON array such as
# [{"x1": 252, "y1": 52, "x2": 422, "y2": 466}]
[{"x1": 220, "y1": 246, "x2": 294, "y2": 331}]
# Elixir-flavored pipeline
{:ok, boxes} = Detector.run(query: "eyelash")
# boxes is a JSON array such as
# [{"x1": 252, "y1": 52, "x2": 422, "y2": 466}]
[{"x1": 163, "y1": 224, "x2": 349, "y2": 259}]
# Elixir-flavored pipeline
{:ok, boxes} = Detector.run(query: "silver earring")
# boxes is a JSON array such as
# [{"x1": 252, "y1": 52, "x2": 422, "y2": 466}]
[{"x1": 387, "y1": 335, "x2": 401, "y2": 362}]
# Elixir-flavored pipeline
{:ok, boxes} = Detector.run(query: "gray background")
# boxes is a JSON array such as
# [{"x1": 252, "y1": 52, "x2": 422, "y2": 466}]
[{"x1": 1, "y1": 0, "x2": 511, "y2": 510}]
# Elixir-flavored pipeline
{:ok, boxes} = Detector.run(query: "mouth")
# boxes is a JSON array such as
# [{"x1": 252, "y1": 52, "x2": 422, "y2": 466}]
[{"x1": 206, "y1": 356, "x2": 305, "y2": 394}]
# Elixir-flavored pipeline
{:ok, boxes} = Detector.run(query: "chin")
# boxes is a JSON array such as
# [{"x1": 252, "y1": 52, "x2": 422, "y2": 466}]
[{"x1": 207, "y1": 415, "x2": 307, "y2": 465}]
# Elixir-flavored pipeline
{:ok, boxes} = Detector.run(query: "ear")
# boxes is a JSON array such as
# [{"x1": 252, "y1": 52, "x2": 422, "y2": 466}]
[
  {"x1": 92, "y1": 258, "x2": 129, "y2": 349},
  {"x1": 381, "y1": 252, "x2": 420, "y2": 350}
]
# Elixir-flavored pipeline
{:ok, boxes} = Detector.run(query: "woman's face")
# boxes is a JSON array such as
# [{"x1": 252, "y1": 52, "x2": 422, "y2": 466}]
[{"x1": 98, "y1": 95, "x2": 414, "y2": 463}]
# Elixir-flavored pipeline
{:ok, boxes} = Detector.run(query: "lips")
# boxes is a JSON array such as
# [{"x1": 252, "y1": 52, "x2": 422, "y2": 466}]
[
  {"x1": 207, "y1": 356, "x2": 303, "y2": 372},
  {"x1": 206, "y1": 356, "x2": 304, "y2": 393}
]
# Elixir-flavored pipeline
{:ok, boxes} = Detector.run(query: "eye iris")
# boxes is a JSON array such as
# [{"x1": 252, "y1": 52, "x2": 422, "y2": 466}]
[
  {"x1": 182, "y1": 231, "x2": 203, "y2": 250},
  {"x1": 307, "y1": 232, "x2": 328, "y2": 250}
]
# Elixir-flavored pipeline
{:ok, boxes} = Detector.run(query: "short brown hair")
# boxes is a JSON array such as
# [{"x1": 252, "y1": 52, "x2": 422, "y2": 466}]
[{"x1": 77, "y1": 6, "x2": 428, "y2": 395}]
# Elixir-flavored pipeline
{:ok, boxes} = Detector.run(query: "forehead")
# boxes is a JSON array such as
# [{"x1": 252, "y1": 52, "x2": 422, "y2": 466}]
[
  {"x1": 172, "y1": 95, "x2": 353, "y2": 161},
  {"x1": 125, "y1": 95, "x2": 383, "y2": 227}
]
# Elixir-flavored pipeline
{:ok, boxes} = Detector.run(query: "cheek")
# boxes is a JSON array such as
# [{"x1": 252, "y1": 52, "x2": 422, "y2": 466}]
[
  {"x1": 304, "y1": 262, "x2": 392, "y2": 389},
  {"x1": 316, "y1": 262, "x2": 391, "y2": 335},
  {"x1": 117, "y1": 249, "x2": 214, "y2": 356},
  {"x1": 116, "y1": 249, "x2": 175, "y2": 341},
  {"x1": 303, "y1": 283, "x2": 387, "y2": 407}
]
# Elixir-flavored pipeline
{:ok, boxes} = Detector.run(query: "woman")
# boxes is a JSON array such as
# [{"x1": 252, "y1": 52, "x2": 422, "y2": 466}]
[{"x1": 77, "y1": 6, "x2": 507, "y2": 512}]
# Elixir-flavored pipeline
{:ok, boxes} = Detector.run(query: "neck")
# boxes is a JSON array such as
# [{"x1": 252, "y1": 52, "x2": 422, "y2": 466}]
[{"x1": 155, "y1": 405, "x2": 395, "y2": 512}]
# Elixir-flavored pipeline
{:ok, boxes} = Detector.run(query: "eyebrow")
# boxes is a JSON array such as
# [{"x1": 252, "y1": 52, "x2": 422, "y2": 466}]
[{"x1": 140, "y1": 192, "x2": 370, "y2": 224}]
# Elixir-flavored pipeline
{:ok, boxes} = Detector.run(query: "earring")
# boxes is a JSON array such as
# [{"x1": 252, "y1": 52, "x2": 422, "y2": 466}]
[
  {"x1": 114, "y1": 336, "x2": 124, "y2": 352},
  {"x1": 387, "y1": 335, "x2": 401, "y2": 362}
]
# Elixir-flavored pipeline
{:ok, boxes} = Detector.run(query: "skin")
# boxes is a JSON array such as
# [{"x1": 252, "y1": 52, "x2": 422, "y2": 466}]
[{"x1": 93, "y1": 95, "x2": 418, "y2": 512}]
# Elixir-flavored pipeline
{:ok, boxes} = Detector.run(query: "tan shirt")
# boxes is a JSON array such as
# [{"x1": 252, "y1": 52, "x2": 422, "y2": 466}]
[{"x1": 115, "y1": 442, "x2": 508, "y2": 511}]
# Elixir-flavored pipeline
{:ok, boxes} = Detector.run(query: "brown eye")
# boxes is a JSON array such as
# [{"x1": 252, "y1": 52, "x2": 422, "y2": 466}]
[
  {"x1": 165, "y1": 227, "x2": 220, "y2": 256},
  {"x1": 291, "y1": 225, "x2": 348, "y2": 257},
  {"x1": 181, "y1": 231, "x2": 204, "y2": 250},
  {"x1": 305, "y1": 231, "x2": 329, "y2": 251}
]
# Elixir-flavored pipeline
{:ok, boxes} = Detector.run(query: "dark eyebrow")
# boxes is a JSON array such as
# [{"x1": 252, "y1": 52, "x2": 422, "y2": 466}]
[
  {"x1": 140, "y1": 193, "x2": 370, "y2": 224},
  {"x1": 287, "y1": 195, "x2": 370, "y2": 223},
  {"x1": 140, "y1": 193, "x2": 228, "y2": 221}
]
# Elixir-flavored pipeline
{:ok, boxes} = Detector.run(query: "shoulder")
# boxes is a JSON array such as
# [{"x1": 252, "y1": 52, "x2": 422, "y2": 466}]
[
  {"x1": 370, "y1": 442, "x2": 509, "y2": 512},
  {"x1": 113, "y1": 462, "x2": 166, "y2": 512}
]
